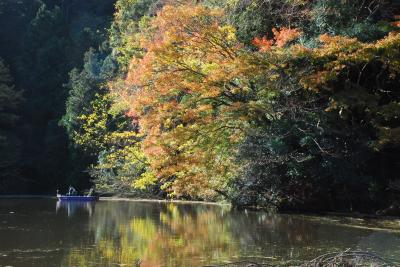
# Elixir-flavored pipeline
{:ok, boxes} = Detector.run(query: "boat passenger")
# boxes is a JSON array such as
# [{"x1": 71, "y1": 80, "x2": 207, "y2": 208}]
[
  {"x1": 87, "y1": 188, "x2": 95, "y2": 196},
  {"x1": 67, "y1": 186, "x2": 78, "y2": 196}
]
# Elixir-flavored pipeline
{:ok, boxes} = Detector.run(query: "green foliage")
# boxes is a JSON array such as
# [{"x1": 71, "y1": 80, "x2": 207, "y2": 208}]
[
  {"x1": 109, "y1": 0, "x2": 160, "y2": 70},
  {"x1": 0, "y1": 0, "x2": 116, "y2": 193},
  {"x1": 57, "y1": 0, "x2": 161, "y2": 195},
  {"x1": 231, "y1": 32, "x2": 400, "y2": 211},
  {"x1": 72, "y1": 93, "x2": 114, "y2": 151},
  {"x1": 225, "y1": 0, "x2": 308, "y2": 45},
  {"x1": 90, "y1": 132, "x2": 157, "y2": 193},
  {"x1": 0, "y1": 59, "x2": 21, "y2": 131},
  {"x1": 61, "y1": 48, "x2": 117, "y2": 144},
  {"x1": 225, "y1": 0, "x2": 395, "y2": 47},
  {"x1": 0, "y1": 58, "x2": 23, "y2": 192},
  {"x1": 306, "y1": 0, "x2": 393, "y2": 42},
  {"x1": 67, "y1": 90, "x2": 155, "y2": 194}
]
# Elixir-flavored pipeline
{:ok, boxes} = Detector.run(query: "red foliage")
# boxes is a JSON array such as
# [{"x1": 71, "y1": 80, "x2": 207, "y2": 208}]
[
  {"x1": 252, "y1": 27, "x2": 302, "y2": 52},
  {"x1": 252, "y1": 36, "x2": 273, "y2": 52}
]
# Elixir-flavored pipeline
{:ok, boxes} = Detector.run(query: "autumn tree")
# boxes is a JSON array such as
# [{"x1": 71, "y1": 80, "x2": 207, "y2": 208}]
[{"x1": 121, "y1": 3, "x2": 275, "y2": 198}]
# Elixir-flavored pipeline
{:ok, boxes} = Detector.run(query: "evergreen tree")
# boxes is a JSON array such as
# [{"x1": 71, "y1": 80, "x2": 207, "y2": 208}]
[{"x1": 0, "y1": 58, "x2": 22, "y2": 192}]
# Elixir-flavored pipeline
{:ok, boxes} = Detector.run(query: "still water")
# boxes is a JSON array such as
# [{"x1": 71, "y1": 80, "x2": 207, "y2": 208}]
[{"x1": 0, "y1": 199, "x2": 400, "y2": 267}]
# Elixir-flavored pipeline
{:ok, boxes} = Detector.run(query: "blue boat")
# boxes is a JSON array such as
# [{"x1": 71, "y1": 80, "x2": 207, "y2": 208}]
[
  {"x1": 57, "y1": 194, "x2": 99, "y2": 201},
  {"x1": 57, "y1": 187, "x2": 98, "y2": 202}
]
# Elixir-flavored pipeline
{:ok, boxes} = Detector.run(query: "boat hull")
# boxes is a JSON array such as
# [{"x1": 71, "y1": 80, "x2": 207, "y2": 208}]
[{"x1": 57, "y1": 195, "x2": 99, "y2": 201}]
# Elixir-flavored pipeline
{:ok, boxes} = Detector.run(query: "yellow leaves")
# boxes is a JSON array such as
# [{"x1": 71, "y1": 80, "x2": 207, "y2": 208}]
[
  {"x1": 316, "y1": 34, "x2": 361, "y2": 58},
  {"x1": 202, "y1": 87, "x2": 220, "y2": 98},
  {"x1": 290, "y1": 44, "x2": 311, "y2": 57},
  {"x1": 93, "y1": 132, "x2": 155, "y2": 192},
  {"x1": 219, "y1": 25, "x2": 237, "y2": 42},
  {"x1": 374, "y1": 32, "x2": 400, "y2": 72},
  {"x1": 72, "y1": 94, "x2": 112, "y2": 151},
  {"x1": 132, "y1": 170, "x2": 157, "y2": 189},
  {"x1": 110, "y1": 131, "x2": 143, "y2": 142},
  {"x1": 201, "y1": 62, "x2": 219, "y2": 75}
]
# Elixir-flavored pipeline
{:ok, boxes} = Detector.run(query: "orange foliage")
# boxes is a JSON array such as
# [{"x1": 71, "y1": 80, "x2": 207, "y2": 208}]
[
  {"x1": 119, "y1": 3, "x2": 259, "y2": 197},
  {"x1": 252, "y1": 36, "x2": 273, "y2": 52},
  {"x1": 272, "y1": 27, "x2": 302, "y2": 47},
  {"x1": 125, "y1": 110, "x2": 139, "y2": 124},
  {"x1": 389, "y1": 15, "x2": 400, "y2": 27},
  {"x1": 252, "y1": 27, "x2": 302, "y2": 52}
]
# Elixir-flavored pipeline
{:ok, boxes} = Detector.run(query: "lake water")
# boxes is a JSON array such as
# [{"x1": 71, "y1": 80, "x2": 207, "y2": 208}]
[{"x1": 0, "y1": 199, "x2": 400, "y2": 267}]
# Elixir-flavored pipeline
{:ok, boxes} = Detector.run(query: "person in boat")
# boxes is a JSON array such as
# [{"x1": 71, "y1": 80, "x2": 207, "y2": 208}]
[
  {"x1": 67, "y1": 186, "x2": 78, "y2": 196},
  {"x1": 87, "y1": 187, "x2": 95, "y2": 196}
]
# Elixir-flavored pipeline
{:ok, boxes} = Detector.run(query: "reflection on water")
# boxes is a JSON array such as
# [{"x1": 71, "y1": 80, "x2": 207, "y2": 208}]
[
  {"x1": 66, "y1": 203, "x2": 237, "y2": 267},
  {"x1": 56, "y1": 201, "x2": 95, "y2": 217},
  {"x1": 0, "y1": 199, "x2": 399, "y2": 267}
]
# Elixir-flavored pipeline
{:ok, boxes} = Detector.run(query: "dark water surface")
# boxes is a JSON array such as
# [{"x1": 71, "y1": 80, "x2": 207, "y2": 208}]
[{"x1": 0, "y1": 199, "x2": 399, "y2": 267}]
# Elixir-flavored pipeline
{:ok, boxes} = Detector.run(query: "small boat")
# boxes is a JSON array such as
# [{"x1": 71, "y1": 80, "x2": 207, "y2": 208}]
[
  {"x1": 57, "y1": 194, "x2": 99, "y2": 202},
  {"x1": 56, "y1": 188, "x2": 98, "y2": 202}
]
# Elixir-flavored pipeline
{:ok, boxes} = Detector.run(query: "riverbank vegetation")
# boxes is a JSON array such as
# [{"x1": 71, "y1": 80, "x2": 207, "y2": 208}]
[{"x1": 1, "y1": 0, "x2": 400, "y2": 213}]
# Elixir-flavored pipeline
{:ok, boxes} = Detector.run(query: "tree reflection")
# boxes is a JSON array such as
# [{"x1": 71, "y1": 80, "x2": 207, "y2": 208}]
[
  {"x1": 64, "y1": 202, "x2": 237, "y2": 267},
  {"x1": 2, "y1": 200, "x2": 400, "y2": 267},
  {"x1": 61, "y1": 202, "x2": 400, "y2": 267}
]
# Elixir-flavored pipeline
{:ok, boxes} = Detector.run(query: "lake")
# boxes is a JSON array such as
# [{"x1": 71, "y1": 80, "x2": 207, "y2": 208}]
[{"x1": 0, "y1": 199, "x2": 399, "y2": 267}]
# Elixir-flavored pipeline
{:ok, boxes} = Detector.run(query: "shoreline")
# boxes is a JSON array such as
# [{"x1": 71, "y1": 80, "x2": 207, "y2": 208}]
[
  {"x1": 1, "y1": 195, "x2": 399, "y2": 232},
  {"x1": 99, "y1": 196, "x2": 231, "y2": 206},
  {"x1": 0, "y1": 195, "x2": 57, "y2": 199},
  {"x1": 0, "y1": 194, "x2": 229, "y2": 206}
]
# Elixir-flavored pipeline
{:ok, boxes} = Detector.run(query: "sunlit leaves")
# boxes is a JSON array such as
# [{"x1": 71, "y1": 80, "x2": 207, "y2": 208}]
[
  {"x1": 72, "y1": 93, "x2": 113, "y2": 151},
  {"x1": 119, "y1": 3, "x2": 263, "y2": 197},
  {"x1": 90, "y1": 131, "x2": 156, "y2": 192}
]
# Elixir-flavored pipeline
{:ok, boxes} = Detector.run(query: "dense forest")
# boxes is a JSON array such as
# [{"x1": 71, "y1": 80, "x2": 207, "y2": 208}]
[{"x1": 1, "y1": 0, "x2": 400, "y2": 213}]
